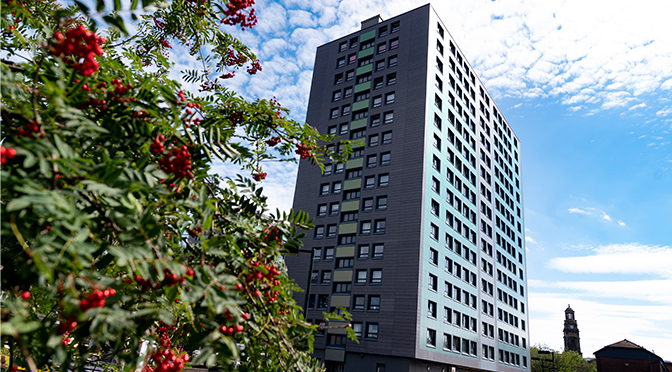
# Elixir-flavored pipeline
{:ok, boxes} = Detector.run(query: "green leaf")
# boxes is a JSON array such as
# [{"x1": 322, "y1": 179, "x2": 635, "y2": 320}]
[
  {"x1": 102, "y1": 14, "x2": 128, "y2": 35},
  {"x1": 96, "y1": 0, "x2": 105, "y2": 12}
]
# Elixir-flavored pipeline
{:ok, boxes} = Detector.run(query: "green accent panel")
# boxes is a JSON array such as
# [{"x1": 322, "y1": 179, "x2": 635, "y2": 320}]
[
  {"x1": 338, "y1": 222, "x2": 357, "y2": 234},
  {"x1": 354, "y1": 81, "x2": 371, "y2": 93},
  {"x1": 327, "y1": 321, "x2": 348, "y2": 334},
  {"x1": 353, "y1": 99, "x2": 369, "y2": 111},
  {"x1": 324, "y1": 348, "x2": 346, "y2": 362},
  {"x1": 341, "y1": 200, "x2": 360, "y2": 212},
  {"x1": 330, "y1": 294, "x2": 351, "y2": 308},
  {"x1": 358, "y1": 48, "x2": 374, "y2": 59},
  {"x1": 346, "y1": 157, "x2": 363, "y2": 169},
  {"x1": 336, "y1": 245, "x2": 355, "y2": 257},
  {"x1": 333, "y1": 270, "x2": 352, "y2": 282},
  {"x1": 343, "y1": 178, "x2": 361, "y2": 190},
  {"x1": 350, "y1": 118, "x2": 367, "y2": 130},
  {"x1": 359, "y1": 30, "x2": 375, "y2": 42},
  {"x1": 356, "y1": 64, "x2": 372, "y2": 75}
]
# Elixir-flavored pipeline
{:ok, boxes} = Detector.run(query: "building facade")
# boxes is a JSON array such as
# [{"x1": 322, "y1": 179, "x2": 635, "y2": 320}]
[
  {"x1": 285, "y1": 4, "x2": 530, "y2": 372},
  {"x1": 594, "y1": 340, "x2": 670, "y2": 372},
  {"x1": 563, "y1": 305, "x2": 581, "y2": 355}
]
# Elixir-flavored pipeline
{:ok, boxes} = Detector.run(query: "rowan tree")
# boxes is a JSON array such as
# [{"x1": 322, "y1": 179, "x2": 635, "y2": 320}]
[{"x1": 0, "y1": 0, "x2": 352, "y2": 371}]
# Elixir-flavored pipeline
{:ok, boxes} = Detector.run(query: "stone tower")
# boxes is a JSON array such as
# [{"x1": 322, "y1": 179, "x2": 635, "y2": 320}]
[{"x1": 563, "y1": 305, "x2": 581, "y2": 355}]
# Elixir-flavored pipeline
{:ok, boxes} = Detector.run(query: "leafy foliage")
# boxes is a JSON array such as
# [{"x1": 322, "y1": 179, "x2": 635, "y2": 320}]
[
  {"x1": 530, "y1": 345, "x2": 597, "y2": 372},
  {"x1": 0, "y1": 1, "x2": 352, "y2": 371}
]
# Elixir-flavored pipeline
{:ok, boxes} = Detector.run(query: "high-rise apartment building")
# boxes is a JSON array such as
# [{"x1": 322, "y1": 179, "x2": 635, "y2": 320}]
[{"x1": 285, "y1": 4, "x2": 530, "y2": 372}]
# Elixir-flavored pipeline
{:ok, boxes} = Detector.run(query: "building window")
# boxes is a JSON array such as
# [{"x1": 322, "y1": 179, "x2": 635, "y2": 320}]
[
  {"x1": 437, "y1": 23, "x2": 444, "y2": 38},
  {"x1": 335, "y1": 163, "x2": 344, "y2": 173},
  {"x1": 344, "y1": 86, "x2": 353, "y2": 98},
  {"x1": 434, "y1": 113, "x2": 442, "y2": 129},
  {"x1": 385, "y1": 92, "x2": 395, "y2": 104},
  {"x1": 324, "y1": 163, "x2": 333, "y2": 176},
  {"x1": 338, "y1": 234, "x2": 355, "y2": 245},
  {"x1": 362, "y1": 198, "x2": 374, "y2": 212},
  {"x1": 377, "y1": 42, "x2": 387, "y2": 54},
  {"x1": 378, "y1": 173, "x2": 389, "y2": 187},
  {"x1": 373, "y1": 77, "x2": 383, "y2": 89},
  {"x1": 330, "y1": 108, "x2": 339, "y2": 119},
  {"x1": 310, "y1": 271, "x2": 318, "y2": 285},
  {"x1": 382, "y1": 131, "x2": 392, "y2": 144},
  {"x1": 435, "y1": 94, "x2": 442, "y2": 110},
  {"x1": 364, "y1": 176, "x2": 375, "y2": 189},
  {"x1": 443, "y1": 333, "x2": 451, "y2": 350},
  {"x1": 332, "y1": 90, "x2": 342, "y2": 101},
  {"x1": 379, "y1": 25, "x2": 388, "y2": 37},
  {"x1": 357, "y1": 73, "x2": 372, "y2": 84},
  {"x1": 346, "y1": 69, "x2": 355, "y2": 81},
  {"x1": 380, "y1": 152, "x2": 391, "y2": 165},
  {"x1": 354, "y1": 90, "x2": 370, "y2": 102},
  {"x1": 313, "y1": 247, "x2": 322, "y2": 261},
  {"x1": 356, "y1": 269, "x2": 367, "y2": 284},
  {"x1": 429, "y1": 248, "x2": 438, "y2": 265},
  {"x1": 437, "y1": 40, "x2": 444, "y2": 56},
  {"x1": 348, "y1": 53, "x2": 356, "y2": 65},
  {"x1": 373, "y1": 243, "x2": 384, "y2": 258},
  {"x1": 360, "y1": 220, "x2": 372, "y2": 235},
  {"x1": 332, "y1": 283, "x2": 351, "y2": 294},
  {"x1": 370, "y1": 269, "x2": 382, "y2": 284},
  {"x1": 341, "y1": 211, "x2": 358, "y2": 222},
  {"x1": 339, "y1": 123, "x2": 349, "y2": 134},
  {"x1": 427, "y1": 329, "x2": 436, "y2": 347},
  {"x1": 339, "y1": 41, "x2": 347, "y2": 52},
  {"x1": 336, "y1": 57, "x2": 346, "y2": 68},
  {"x1": 387, "y1": 73, "x2": 397, "y2": 85},
  {"x1": 317, "y1": 204, "x2": 328, "y2": 217},
  {"x1": 345, "y1": 168, "x2": 362, "y2": 179},
  {"x1": 360, "y1": 39, "x2": 374, "y2": 50},
  {"x1": 349, "y1": 37, "x2": 358, "y2": 49},
  {"x1": 353, "y1": 295, "x2": 365, "y2": 310},
  {"x1": 321, "y1": 270, "x2": 331, "y2": 284},
  {"x1": 326, "y1": 224, "x2": 337, "y2": 238},
  {"x1": 435, "y1": 75, "x2": 443, "y2": 91},
  {"x1": 366, "y1": 323, "x2": 379, "y2": 339},
  {"x1": 375, "y1": 59, "x2": 385, "y2": 71},
  {"x1": 343, "y1": 190, "x2": 360, "y2": 201},
  {"x1": 374, "y1": 219, "x2": 386, "y2": 233},
  {"x1": 372, "y1": 95, "x2": 382, "y2": 107},
  {"x1": 389, "y1": 38, "x2": 399, "y2": 50},
  {"x1": 352, "y1": 322, "x2": 363, "y2": 339},
  {"x1": 428, "y1": 273, "x2": 438, "y2": 291},
  {"x1": 358, "y1": 244, "x2": 369, "y2": 259},
  {"x1": 332, "y1": 181, "x2": 342, "y2": 194},
  {"x1": 341, "y1": 105, "x2": 350, "y2": 116},
  {"x1": 329, "y1": 202, "x2": 340, "y2": 215},
  {"x1": 368, "y1": 296, "x2": 381, "y2": 310},
  {"x1": 388, "y1": 55, "x2": 398, "y2": 67},
  {"x1": 430, "y1": 223, "x2": 439, "y2": 240},
  {"x1": 436, "y1": 57, "x2": 443, "y2": 73},
  {"x1": 352, "y1": 110, "x2": 368, "y2": 121},
  {"x1": 428, "y1": 300, "x2": 437, "y2": 318},
  {"x1": 370, "y1": 114, "x2": 381, "y2": 127},
  {"x1": 376, "y1": 195, "x2": 388, "y2": 209},
  {"x1": 383, "y1": 111, "x2": 394, "y2": 124},
  {"x1": 324, "y1": 247, "x2": 334, "y2": 260},
  {"x1": 432, "y1": 177, "x2": 440, "y2": 193},
  {"x1": 391, "y1": 21, "x2": 400, "y2": 33},
  {"x1": 317, "y1": 294, "x2": 329, "y2": 309},
  {"x1": 367, "y1": 154, "x2": 377, "y2": 168},
  {"x1": 358, "y1": 56, "x2": 373, "y2": 67},
  {"x1": 314, "y1": 225, "x2": 325, "y2": 239},
  {"x1": 369, "y1": 134, "x2": 379, "y2": 147}
]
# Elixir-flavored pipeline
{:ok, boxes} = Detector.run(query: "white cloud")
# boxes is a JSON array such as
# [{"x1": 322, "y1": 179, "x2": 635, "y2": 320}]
[
  {"x1": 628, "y1": 102, "x2": 647, "y2": 111},
  {"x1": 657, "y1": 106, "x2": 672, "y2": 117},
  {"x1": 617, "y1": 220, "x2": 626, "y2": 227},
  {"x1": 547, "y1": 243, "x2": 672, "y2": 278},
  {"x1": 568, "y1": 207, "x2": 591, "y2": 215}
]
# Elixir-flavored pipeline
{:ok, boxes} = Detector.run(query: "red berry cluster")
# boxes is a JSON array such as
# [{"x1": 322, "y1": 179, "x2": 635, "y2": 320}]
[
  {"x1": 242, "y1": 261, "x2": 281, "y2": 303},
  {"x1": 246, "y1": 59, "x2": 262, "y2": 75},
  {"x1": 52, "y1": 25, "x2": 106, "y2": 76},
  {"x1": 144, "y1": 323, "x2": 190, "y2": 372},
  {"x1": 158, "y1": 145, "x2": 193, "y2": 179},
  {"x1": 62, "y1": 332, "x2": 74, "y2": 346},
  {"x1": 80, "y1": 288, "x2": 116, "y2": 312},
  {"x1": 151, "y1": 135, "x2": 166, "y2": 154},
  {"x1": 252, "y1": 172, "x2": 266, "y2": 181},
  {"x1": 264, "y1": 226, "x2": 282, "y2": 244},
  {"x1": 225, "y1": 48, "x2": 248, "y2": 66},
  {"x1": 16, "y1": 120, "x2": 40, "y2": 138},
  {"x1": 58, "y1": 316, "x2": 78, "y2": 335},
  {"x1": 160, "y1": 40, "x2": 172, "y2": 49},
  {"x1": 266, "y1": 137, "x2": 281, "y2": 147},
  {"x1": 1, "y1": 146, "x2": 17, "y2": 165},
  {"x1": 134, "y1": 267, "x2": 190, "y2": 291},
  {"x1": 177, "y1": 90, "x2": 186, "y2": 103},
  {"x1": 295, "y1": 143, "x2": 313, "y2": 159},
  {"x1": 219, "y1": 71, "x2": 235, "y2": 79},
  {"x1": 220, "y1": 0, "x2": 257, "y2": 30},
  {"x1": 154, "y1": 18, "x2": 165, "y2": 28},
  {"x1": 187, "y1": 226, "x2": 203, "y2": 238}
]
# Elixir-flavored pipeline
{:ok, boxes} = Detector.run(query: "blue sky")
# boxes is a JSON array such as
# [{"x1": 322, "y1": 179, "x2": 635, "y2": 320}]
[{"x1": 167, "y1": 0, "x2": 672, "y2": 359}]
